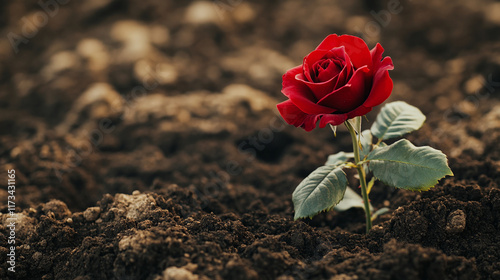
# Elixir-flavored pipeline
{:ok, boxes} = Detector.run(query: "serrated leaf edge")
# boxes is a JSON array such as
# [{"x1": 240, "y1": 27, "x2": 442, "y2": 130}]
[
  {"x1": 367, "y1": 140, "x2": 454, "y2": 191},
  {"x1": 293, "y1": 166, "x2": 348, "y2": 220},
  {"x1": 372, "y1": 101, "x2": 426, "y2": 141}
]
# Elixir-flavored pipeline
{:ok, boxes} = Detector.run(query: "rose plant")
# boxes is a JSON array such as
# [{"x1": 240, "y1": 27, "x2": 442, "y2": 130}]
[{"x1": 277, "y1": 34, "x2": 453, "y2": 233}]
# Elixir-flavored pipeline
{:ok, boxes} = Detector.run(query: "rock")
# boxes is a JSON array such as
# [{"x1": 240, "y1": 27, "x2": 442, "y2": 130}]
[
  {"x1": 76, "y1": 38, "x2": 110, "y2": 72},
  {"x1": 446, "y1": 209, "x2": 466, "y2": 234},
  {"x1": 185, "y1": 1, "x2": 220, "y2": 25},
  {"x1": 55, "y1": 83, "x2": 123, "y2": 135},
  {"x1": 33, "y1": 251, "x2": 43, "y2": 262},
  {"x1": 112, "y1": 193, "x2": 157, "y2": 220},
  {"x1": 134, "y1": 60, "x2": 178, "y2": 86},
  {"x1": 149, "y1": 25, "x2": 170, "y2": 46},
  {"x1": 83, "y1": 207, "x2": 101, "y2": 222},
  {"x1": 42, "y1": 200, "x2": 72, "y2": 220},
  {"x1": 484, "y1": 3, "x2": 500, "y2": 25},
  {"x1": 478, "y1": 104, "x2": 500, "y2": 132},
  {"x1": 232, "y1": 3, "x2": 256, "y2": 24},
  {"x1": 41, "y1": 51, "x2": 80, "y2": 81},
  {"x1": 110, "y1": 20, "x2": 151, "y2": 62},
  {"x1": 118, "y1": 229, "x2": 157, "y2": 252},
  {"x1": 330, "y1": 274, "x2": 358, "y2": 280},
  {"x1": 2, "y1": 213, "x2": 36, "y2": 239},
  {"x1": 161, "y1": 267, "x2": 199, "y2": 280},
  {"x1": 464, "y1": 75, "x2": 485, "y2": 95},
  {"x1": 445, "y1": 58, "x2": 466, "y2": 75}
]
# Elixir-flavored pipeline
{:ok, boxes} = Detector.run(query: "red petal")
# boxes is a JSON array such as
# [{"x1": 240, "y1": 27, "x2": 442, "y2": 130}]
[
  {"x1": 333, "y1": 51, "x2": 353, "y2": 89},
  {"x1": 303, "y1": 49, "x2": 329, "y2": 82},
  {"x1": 317, "y1": 66, "x2": 370, "y2": 112},
  {"x1": 282, "y1": 66, "x2": 335, "y2": 115},
  {"x1": 370, "y1": 43, "x2": 385, "y2": 69},
  {"x1": 316, "y1": 34, "x2": 372, "y2": 70},
  {"x1": 369, "y1": 43, "x2": 395, "y2": 72},
  {"x1": 297, "y1": 47, "x2": 354, "y2": 101},
  {"x1": 362, "y1": 67, "x2": 393, "y2": 108},
  {"x1": 303, "y1": 47, "x2": 345, "y2": 82},
  {"x1": 360, "y1": 44, "x2": 394, "y2": 108},
  {"x1": 319, "y1": 113, "x2": 348, "y2": 128},
  {"x1": 316, "y1": 59, "x2": 343, "y2": 82},
  {"x1": 295, "y1": 72, "x2": 340, "y2": 101},
  {"x1": 346, "y1": 105, "x2": 372, "y2": 119},
  {"x1": 277, "y1": 100, "x2": 321, "y2": 132}
]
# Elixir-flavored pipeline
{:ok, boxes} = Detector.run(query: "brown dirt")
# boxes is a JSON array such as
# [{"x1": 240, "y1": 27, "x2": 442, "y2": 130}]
[{"x1": 1, "y1": 0, "x2": 500, "y2": 279}]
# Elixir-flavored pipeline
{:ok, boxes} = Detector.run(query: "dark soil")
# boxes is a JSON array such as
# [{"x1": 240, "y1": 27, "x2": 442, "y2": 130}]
[{"x1": 1, "y1": 0, "x2": 500, "y2": 279}]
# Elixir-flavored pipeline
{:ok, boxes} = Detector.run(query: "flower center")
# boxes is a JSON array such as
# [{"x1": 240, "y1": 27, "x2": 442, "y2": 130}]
[{"x1": 313, "y1": 58, "x2": 344, "y2": 83}]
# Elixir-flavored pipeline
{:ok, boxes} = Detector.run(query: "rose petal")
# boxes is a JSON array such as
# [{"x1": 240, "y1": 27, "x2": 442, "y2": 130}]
[
  {"x1": 282, "y1": 65, "x2": 304, "y2": 99},
  {"x1": 295, "y1": 73, "x2": 339, "y2": 101},
  {"x1": 370, "y1": 43, "x2": 385, "y2": 69},
  {"x1": 277, "y1": 100, "x2": 348, "y2": 131},
  {"x1": 316, "y1": 34, "x2": 372, "y2": 69},
  {"x1": 277, "y1": 100, "x2": 321, "y2": 132},
  {"x1": 282, "y1": 66, "x2": 335, "y2": 114},
  {"x1": 378, "y1": 57, "x2": 394, "y2": 72},
  {"x1": 361, "y1": 62, "x2": 394, "y2": 108},
  {"x1": 304, "y1": 47, "x2": 345, "y2": 69},
  {"x1": 316, "y1": 59, "x2": 343, "y2": 82},
  {"x1": 346, "y1": 105, "x2": 372, "y2": 119},
  {"x1": 303, "y1": 49, "x2": 329, "y2": 82},
  {"x1": 333, "y1": 51, "x2": 353, "y2": 89},
  {"x1": 369, "y1": 43, "x2": 394, "y2": 71},
  {"x1": 317, "y1": 66, "x2": 370, "y2": 112},
  {"x1": 303, "y1": 47, "x2": 346, "y2": 82},
  {"x1": 319, "y1": 113, "x2": 348, "y2": 128},
  {"x1": 297, "y1": 47, "x2": 354, "y2": 100}
]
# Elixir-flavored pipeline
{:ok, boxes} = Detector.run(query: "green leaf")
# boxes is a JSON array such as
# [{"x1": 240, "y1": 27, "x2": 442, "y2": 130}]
[
  {"x1": 359, "y1": 130, "x2": 373, "y2": 159},
  {"x1": 371, "y1": 101, "x2": 426, "y2": 141},
  {"x1": 325, "y1": 151, "x2": 352, "y2": 165},
  {"x1": 292, "y1": 165, "x2": 348, "y2": 220},
  {"x1": 367, "y1": 139, "x2": 453, "y2": 191},
  {"x1": 334, "y1": 186, "x2": 373, "y2": 212}
]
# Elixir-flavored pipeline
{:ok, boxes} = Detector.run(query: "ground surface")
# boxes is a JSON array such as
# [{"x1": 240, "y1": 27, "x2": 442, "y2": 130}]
[{"x1": 1, "y1": 0, "x2": 500, "y2": 279}]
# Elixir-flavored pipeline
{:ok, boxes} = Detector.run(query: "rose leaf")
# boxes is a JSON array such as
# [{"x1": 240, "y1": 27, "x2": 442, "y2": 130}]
[
  {"x1": 371, "y1": 101, "x2": 426, "y2": 141},
  {"x1": 367, "y1": 139, "x2": 453, "y2": 191},
  {"x1": 325, "y1": 151, "x2": 353, "y2": 166},
  {"x1": 292, "y1": 165, "x2": 348, "y2": 220},
  {"x1": 334, "y1": 186, "x2": 373, "y2": 212},
  {"x1": 359, "y1": 129, "x2": 373, "y2": 159}
]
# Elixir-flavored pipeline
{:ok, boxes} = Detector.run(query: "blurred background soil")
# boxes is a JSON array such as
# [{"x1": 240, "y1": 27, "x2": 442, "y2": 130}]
[{"x1": 1, "y1": 0, "x2": 500, "y2": 279}]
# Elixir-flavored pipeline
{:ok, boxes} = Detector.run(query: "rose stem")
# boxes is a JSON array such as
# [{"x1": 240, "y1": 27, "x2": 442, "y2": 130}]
[{"x1": 345, "y1": 120, "x2": 372, "y2": 233}]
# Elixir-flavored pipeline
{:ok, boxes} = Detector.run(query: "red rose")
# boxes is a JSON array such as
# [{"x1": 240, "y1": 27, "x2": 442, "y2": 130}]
[{"x1": 277, "y1": 34, "x2": 394, "y2": 131}]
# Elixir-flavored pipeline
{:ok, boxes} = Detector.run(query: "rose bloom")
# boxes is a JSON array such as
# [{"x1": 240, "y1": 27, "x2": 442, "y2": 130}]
[{"x1": 277, "y1": 34, "x2": 394, "y2": 131}]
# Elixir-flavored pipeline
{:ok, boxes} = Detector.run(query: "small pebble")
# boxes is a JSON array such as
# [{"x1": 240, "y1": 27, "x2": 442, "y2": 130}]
[
  {"x1": 162, "y1": 267, "x2": 199, "y2": 280},
  {"x1": 83, "y1": 207, "x2": 101, "y2": 222},
  {"x1": 446, "y1": 209, "x2": 466, "y2": 233},
  {"x1": 185, "y1": 1, "x2": 219, "y2": 25},
  {"x1": 33, "y1": 252, "x2": 43, "y2": 262}
]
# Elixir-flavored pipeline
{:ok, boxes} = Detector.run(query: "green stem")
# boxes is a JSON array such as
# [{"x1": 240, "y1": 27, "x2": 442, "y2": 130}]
[{"x1": 345, "y1": 120, "x2": 372, "y2": 233}]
